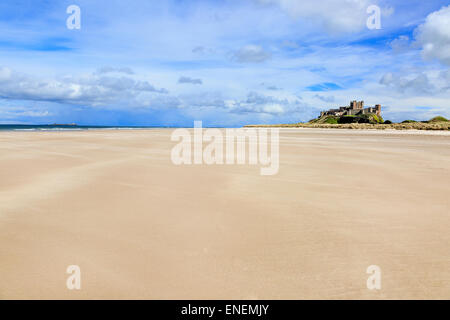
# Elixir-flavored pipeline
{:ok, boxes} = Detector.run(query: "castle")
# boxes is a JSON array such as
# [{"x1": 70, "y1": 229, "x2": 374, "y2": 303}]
[{"x1": 320, "y1": 100, "x2": 381, "y2": 118}]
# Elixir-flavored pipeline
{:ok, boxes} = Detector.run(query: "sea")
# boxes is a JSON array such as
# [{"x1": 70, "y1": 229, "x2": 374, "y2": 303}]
[{"x1": 0, "y1": 125, "x2": 170, "y2": 131}]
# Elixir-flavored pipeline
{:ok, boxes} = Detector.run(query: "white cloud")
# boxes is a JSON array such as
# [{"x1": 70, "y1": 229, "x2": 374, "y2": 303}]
[
  {"x1": 0, "y1": 105, "x2": 51, "y2": 120},
  {"x1": 174, "y1": 90, "x2": 316, "y2": 118},
  {"x1": 178, "y1": 76, "x2": 203, "y2": 85},
  {"x1": 0, "y1": 66, "x2": 319, "y2": 121},
  {"x1": 226, "y1": 92, "x2": 313, "y2": 115},
  {"x1": 258, "y1": 0, "x2": 383, "y2": 33},
  {"x1": 0, "y1": 67, "x2": 168, "y2": 107},
  {"x1": 95, "y1": 66, "x2": 135, "y2": 75},
  {"x1": 390, "y1": 35, "x2": 411, "y2": 53},
  {"x1": 415, "y1": 5, "x2": 450, "y2": 65},
  {"x1": 231, "y1": 45, "x2": 272, "y2": 63},
  {"x1": 379, "y1": 70, "x2": 450, "y2": 95}
]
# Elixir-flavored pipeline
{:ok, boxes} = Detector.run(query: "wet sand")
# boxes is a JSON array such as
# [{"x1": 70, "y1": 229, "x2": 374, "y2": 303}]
[{"x1": 0, "y1": 128, "x2": 449, "y2": 299}]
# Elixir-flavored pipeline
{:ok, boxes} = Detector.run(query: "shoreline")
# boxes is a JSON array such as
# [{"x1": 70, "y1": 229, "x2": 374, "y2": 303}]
[
  {"x1": 244, "y1": 122, "x2": 450, "y2": 131},
  {"x1": 1, "y1": 126, "x2": 450, "y2": 136}
]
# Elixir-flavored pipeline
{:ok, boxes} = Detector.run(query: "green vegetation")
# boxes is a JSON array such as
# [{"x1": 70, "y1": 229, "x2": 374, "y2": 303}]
[
  {"x1": 334, "y1": 113, "x2": 383, "y2": 124},
  {"x1": 308, "y1": 116, "x2": 339, "y2": 124},
  {"x1": 309, "y1": 113, "x2": 385, "y2": 125},
  {"x1": 247, "y1": 114, "x2": 450, "y2": 131},
  {"x1": 372, "y1": 114, "x2": 384, "y2": 123},
  {"x1": 324, "y1": 117, "x2": 338, "y2": 124},
  {"x1": 361, "y1": 113, "x2": 384, "y2": 124},
  {"x1": 429, "y1": 116, "x2": 448, "y2": 122},
  {"x1": 245, "y1": 121, "x2": 450, "y2": 130}
]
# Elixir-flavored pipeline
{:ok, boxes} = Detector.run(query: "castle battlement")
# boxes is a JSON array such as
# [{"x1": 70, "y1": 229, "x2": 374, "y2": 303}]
[{"x1": 320, "y1": 100, "x2": 381, "y2": 118}]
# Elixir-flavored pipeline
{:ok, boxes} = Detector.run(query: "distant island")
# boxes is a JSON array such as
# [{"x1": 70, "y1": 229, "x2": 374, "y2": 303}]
[{"x1": 245, "y1": 100, "x2": 449, "y2": 130}]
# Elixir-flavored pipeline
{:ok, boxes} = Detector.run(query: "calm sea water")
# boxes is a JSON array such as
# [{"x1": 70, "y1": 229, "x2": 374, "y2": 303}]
[{"x1": 0, "y1": 125, "x2": 169, "y2": 131}]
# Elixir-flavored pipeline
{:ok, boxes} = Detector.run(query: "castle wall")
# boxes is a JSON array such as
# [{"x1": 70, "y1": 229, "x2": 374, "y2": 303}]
[{"x1": 320, "y1": 101, "x2": 381, "y2": 118}]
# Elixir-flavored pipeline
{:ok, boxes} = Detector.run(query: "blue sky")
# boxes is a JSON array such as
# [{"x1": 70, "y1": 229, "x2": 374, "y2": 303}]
[{"x1": 0, "y1": 0, "x2": 449, "y2": 126}]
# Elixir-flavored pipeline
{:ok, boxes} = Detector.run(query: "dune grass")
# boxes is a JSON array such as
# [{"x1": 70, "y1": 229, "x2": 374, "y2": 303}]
[{"x1": 245, "y1": 116, "x2": 450, "y2": 130}]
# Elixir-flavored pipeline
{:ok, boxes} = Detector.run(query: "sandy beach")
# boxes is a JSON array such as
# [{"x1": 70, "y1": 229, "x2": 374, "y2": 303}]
[{"x1": 0, "y1": 128, "x2": 449, "y2": 300}]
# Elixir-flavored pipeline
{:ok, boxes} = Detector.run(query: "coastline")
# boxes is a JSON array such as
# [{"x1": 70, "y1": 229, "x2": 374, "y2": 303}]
[{"x1": 244, "y1": 122, "x2": 450, "y2": 131}]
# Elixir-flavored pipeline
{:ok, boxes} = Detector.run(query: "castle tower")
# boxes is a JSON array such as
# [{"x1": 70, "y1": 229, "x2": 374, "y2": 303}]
[
  {"x1": 354, "y1": 101, "x2": 364, "y2": 109},
  {"x1": 375, "y1": 104, "x2": 381, "y2": 116},
  {"x1": 350, "y1": 100, "x2": 364, "y2": 109}
]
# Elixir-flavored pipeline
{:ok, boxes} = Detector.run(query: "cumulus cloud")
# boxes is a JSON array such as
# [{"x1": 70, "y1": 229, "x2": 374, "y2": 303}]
[
  {"x1": 0, "y1": 67, "x2": 168, "y2": 107},
  {"x1": 225, "y1": 92, "x2": 311, "y2": 115},
  {"x1": 178, "y1": 76, "x2": 203, "y2": 85},
  {"x1": 231, "y1": 45, "x2": 271, "y2": 63},
  {"x1": 192, "y1": 46, "x2": 214, "y2": 54},
  {"x1": 0, "y1": 66, "x2": 318, "y2": 119},
  {"x1": 95, "y1": 66, "x2": 135, "y2": 75},
  {"x1": 0, "y1": 106, "x2": 51, "y2": 120},
  {"x1": 192, "y1": 46, "x2": 205, "y2": 54},
  {"x1": 177, "y1": 92, "x2": 226, "y2": 109},
  {"x1": 415, "y1": 5, "x2": 450, "y2": 65},
  {"x1": 176, "y1": 91, "x2": 314, "y2": 116},
  {"x1": 379, "y1": 70, "x2": 450, "y2": 94},
  {"x1": 390, "y1": 35, "x2": 411, "y2": 53}
]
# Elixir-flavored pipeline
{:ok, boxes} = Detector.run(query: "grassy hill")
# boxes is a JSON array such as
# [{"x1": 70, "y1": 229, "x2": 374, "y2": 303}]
[
  {"x1": 309, "y1": 113, "x2": 384, "y2": 125},
  {"x1": 428, "y1": 116, "x2": 448, "y2": 123},
  {"x1": 245, "y1": 115, "x2": 450, "y2": 130}
]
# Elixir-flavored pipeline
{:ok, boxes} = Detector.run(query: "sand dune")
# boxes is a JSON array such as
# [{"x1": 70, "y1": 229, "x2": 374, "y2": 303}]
[{"x1": 0, "y1": 129, "x2": 449, "y2": 299}]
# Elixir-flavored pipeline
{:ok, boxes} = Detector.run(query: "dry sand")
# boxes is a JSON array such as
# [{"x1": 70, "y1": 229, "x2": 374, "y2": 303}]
[{"x1": 0, "y1": 128, "x2": 449, "y2": 299}]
